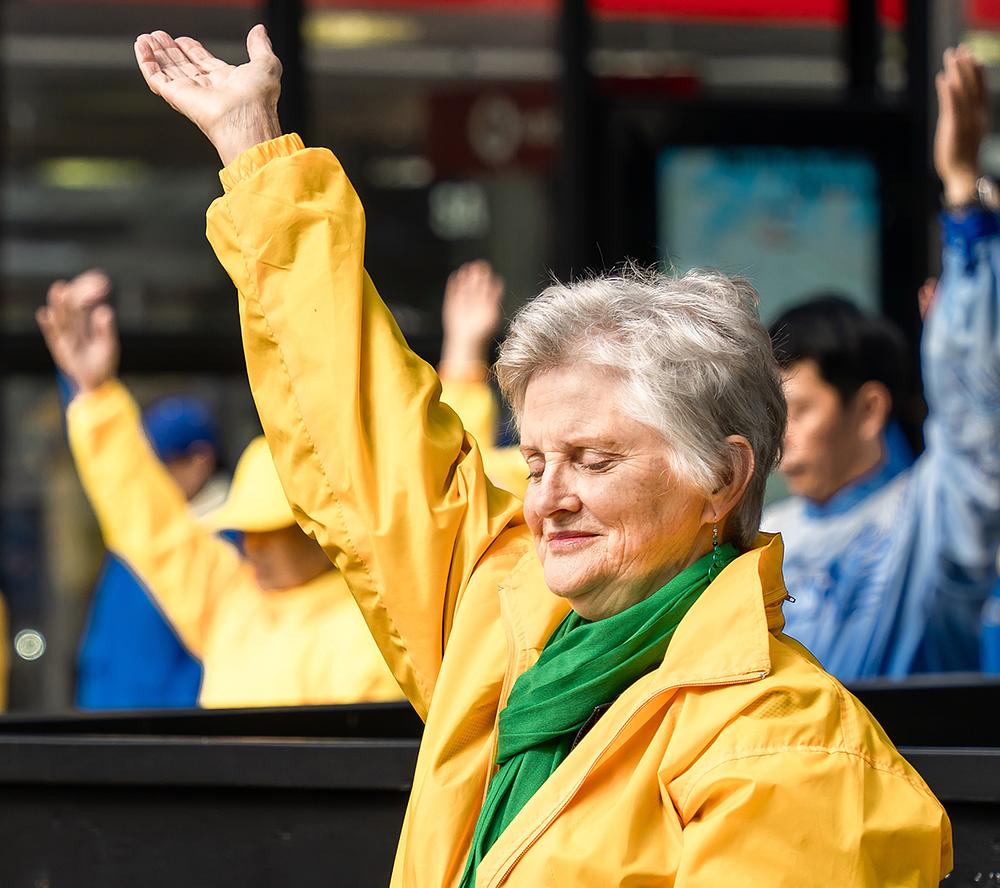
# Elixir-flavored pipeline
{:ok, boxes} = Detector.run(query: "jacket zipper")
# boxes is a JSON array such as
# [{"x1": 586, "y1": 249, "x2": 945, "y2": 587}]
[{"x1": 484, "y1": 668, "x2": 768, "y2": 888}]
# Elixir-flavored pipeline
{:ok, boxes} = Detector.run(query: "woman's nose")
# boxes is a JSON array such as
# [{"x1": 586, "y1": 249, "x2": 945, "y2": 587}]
[{"x1": 532, "y1": 465, "x2": 580, "y2": 517}]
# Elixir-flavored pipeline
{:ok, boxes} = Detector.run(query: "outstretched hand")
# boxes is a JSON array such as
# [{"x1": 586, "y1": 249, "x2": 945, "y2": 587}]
[
  {"x1": 36, "y1": 270, "x2": 120, "y2": 394},
  {"x1": 440, "y1": 261, "x2": 505, "y2": 377},
  {"x1": 935, "y1": 45, "x2": 988, "y2": 207},
  {"x1": 134, "y1": 25, "x2": 283, "y2": 166}
]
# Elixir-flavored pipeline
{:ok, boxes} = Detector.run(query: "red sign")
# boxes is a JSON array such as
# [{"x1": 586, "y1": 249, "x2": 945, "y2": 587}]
[
  {"x1": 51, "y1": 0, "x2": 907, "y2": 26},
  {"x1": 970, "y1": 0, "x2": 1000, "y2": 27}
]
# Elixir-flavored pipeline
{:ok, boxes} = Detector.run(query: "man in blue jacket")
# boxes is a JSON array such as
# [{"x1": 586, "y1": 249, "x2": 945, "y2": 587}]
[{"x1": 763, "y1": 45, "x2": 1000, "y2": 680}]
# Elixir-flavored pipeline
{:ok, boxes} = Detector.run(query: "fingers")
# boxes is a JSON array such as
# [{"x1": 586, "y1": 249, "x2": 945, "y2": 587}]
[
  {"x1": 935, "y1": 70, "x2": 952, "y2": 117},
  {"x1": 42, "y1": 271, "x2": 112, "y2": 345},
  {"x1": 942, "y1": 48, "x2": 967, "y2": 118},
  {"x1": 453, "y1": 261, "x2": 499, "y2": 292},
  {"x1": 90, "y1": 304, "x2": 119, "y2": 350},
  {"x1": 953, "y1": 46, "x2": 977, "y2": 101},
  {"x1": 942, "y1": 45, "x2": 984, "y2": 115},
  {"x1": 956, "y1": 44, "x2": 987, "y2": 111},
  {"x1": 174, "y1": 36, "x2": 228, "y2": 74},
  {"x1": 71, "y1": 269, "x2": 113, "y2": 309},
  {"x1": 39, "y1": 281, "x2": 73, "y2": 359},
  {"x1": 135, "y1": 31, "x2": 203, "y2": 90},
  {"x1": 246, "y1": 23, "x2": 274, "y2": 63},
  {"x1": 134, "y1": 36, "x2": 170, "y2": 94},
  {"x1": 466, "y1": 261, "x2": 504, "y2": 302},
  {"x1": 149, "y1": 30, "x2": 204, "y2": 80}
]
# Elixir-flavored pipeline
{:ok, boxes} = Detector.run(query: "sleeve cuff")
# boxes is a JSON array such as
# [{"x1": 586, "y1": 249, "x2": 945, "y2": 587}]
[
  {"x1": 219, "y1": 133, "x2": 306, "y2": 192},
  {"x1": 438, "y1": 363, "x2": 489, "y2": 384},
  {"x1": 66, "y1": 379, "x2": 136, "y2": 435},
  {"x1": 940, "y1": 209, "x2": 1000, "y2": 273}
]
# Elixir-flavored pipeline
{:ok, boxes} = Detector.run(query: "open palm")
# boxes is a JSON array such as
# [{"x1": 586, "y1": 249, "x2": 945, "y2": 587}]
[{"x1": 135, "y1": 26, "x2": 282, "y2": 161}]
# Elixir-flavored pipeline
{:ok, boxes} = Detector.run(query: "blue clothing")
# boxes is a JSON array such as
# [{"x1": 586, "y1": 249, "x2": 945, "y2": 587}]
[
  {"x1": 763, "y1": 210, "x2": 1000, "y2": 680},
  {"x1": 982, "y1": 583, "x2": 1000, "y2": 675},
  {"x1": 77, "y1": 555, "x2": 202, "y2": 709}
]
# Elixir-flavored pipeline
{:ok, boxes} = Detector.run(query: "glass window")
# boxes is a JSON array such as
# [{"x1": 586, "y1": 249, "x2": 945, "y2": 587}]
[
  {"x1": 2, "y1": 1, "x2": 256, "y2": 336},
  {"x1": 590, "y1": 0, "x2": 907, "y2": 95},
  {"x1": 304, "y1": 1, "x2": 558, "y2": 348}
]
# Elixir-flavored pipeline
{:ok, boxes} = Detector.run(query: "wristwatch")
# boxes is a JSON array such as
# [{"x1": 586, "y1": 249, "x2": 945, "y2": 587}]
[{"x1": 977, "y1": 176, "x2": 1000, "y2": 211}]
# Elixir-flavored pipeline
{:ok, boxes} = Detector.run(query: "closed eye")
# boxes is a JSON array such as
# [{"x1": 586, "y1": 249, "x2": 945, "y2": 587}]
[{"x1": 580, "y1": 459, "x2": 614, "y2": 473}]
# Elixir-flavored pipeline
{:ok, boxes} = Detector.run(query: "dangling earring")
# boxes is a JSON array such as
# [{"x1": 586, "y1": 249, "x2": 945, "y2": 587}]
[{"x1": 708, "y1": 523, "x2": 722, "y2": 581}]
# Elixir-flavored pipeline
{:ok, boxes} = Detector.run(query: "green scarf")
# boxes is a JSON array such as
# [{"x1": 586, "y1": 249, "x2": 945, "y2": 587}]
[{"x1": 458, "y1": 543, "x2": 738, "y2": 886}]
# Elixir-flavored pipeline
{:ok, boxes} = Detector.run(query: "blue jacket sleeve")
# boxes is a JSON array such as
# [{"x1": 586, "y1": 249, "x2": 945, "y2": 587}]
[{"x1": 912, "y1": 210, "x2": 1000, "y2": 669}]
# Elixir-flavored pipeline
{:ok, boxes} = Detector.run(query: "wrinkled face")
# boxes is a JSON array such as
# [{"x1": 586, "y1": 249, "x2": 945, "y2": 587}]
[
  {"x1": 242, "y1": 524, "x2": 332, "y2": 591},
  {"x1": 519, "y1": 365, "x2": 710, "y2": 621},
  {"x1": 780, "y1": 359, "x2": 871, "y2": 503}
]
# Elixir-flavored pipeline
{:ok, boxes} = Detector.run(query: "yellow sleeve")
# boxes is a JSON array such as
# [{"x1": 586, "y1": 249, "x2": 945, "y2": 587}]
[
  {"x1": 673, "y1": 748, "x2": 952, "y2": 886},
  {"x1": 206, "y1": 135, "x2": 524, "y2": 719},
  {"x1": 440, "y1": 378, "x2": 528, "y2": 499},
  {"x1": 439, "y1": 378, "x2": 494, "y2": 447},
  {"x1": 66, "y1": 380, "x2": 243, "y2": 657}
]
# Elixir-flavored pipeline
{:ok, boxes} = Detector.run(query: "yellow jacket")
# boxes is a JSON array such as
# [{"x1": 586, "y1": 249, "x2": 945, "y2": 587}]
[
  {"x1": 207, "y1": 135, "x2": 951, "y2": 886},
  {"x1": 66, "y1": 381, "x2": 402, "y2": 708}
]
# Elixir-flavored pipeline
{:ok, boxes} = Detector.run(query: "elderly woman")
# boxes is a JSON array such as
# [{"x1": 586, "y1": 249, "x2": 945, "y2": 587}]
[{"x1": 135, "y1": 26, "x2": 951, "y2": 885}]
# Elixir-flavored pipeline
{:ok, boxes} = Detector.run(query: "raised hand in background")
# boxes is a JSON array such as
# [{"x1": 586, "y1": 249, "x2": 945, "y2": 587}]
[
  {"x1": 935, "y1": 44, "x2": 989, "y2": 207},
  {"x1": 36, "y1": 270, "x2": 119, "y2": 394},
  {"x1": 134, "y1": 25, "x2": 283, "y2": 166},
  {"x1": 439, "y1": 261, "x2": 505, "y2": 380}
]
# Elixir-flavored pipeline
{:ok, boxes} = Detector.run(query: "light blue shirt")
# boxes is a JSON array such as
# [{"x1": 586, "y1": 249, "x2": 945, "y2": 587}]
[{"x1": 763, "y1": 210, "x2": 1000, "y2": 680}]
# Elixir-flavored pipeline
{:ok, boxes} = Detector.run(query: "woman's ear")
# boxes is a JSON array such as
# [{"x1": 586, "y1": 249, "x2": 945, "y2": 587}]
[{"x1": 701, "y1": 436, "x2": 755, "y2": 527}]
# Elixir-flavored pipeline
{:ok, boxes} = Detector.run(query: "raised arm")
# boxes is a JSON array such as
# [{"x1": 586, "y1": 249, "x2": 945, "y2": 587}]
[
  {"x1": 438, "y1": 260, "x2": 530, "y2": 498},
  {"x1": 37, "y1": 271, "x2": 243, "y2": 657},
  {"x1": 912, "y1": 46, "x2": 1000, "y2": 668},
  {"x1": 135, "y1": 29, "x2": 526, "y2": 717}
]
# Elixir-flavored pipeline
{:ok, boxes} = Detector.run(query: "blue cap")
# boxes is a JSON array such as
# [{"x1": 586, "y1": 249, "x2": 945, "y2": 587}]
[{"x1": 143, "y1": 396, "x2": 221, "y2": 463}]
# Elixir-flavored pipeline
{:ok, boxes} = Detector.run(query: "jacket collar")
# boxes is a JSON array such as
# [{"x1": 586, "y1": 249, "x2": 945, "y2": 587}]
[
  {"x1": 652, "y1": 532, "x2": 787, "y2": 687},
  {"x1": 501, "y1": 532, "x2": 788, "y2": 690}
]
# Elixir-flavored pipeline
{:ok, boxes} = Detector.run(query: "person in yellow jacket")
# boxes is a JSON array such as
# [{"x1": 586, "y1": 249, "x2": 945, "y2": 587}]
[
  {"x1": 438, "y1": 260, "x2": 529, "y2": 499},
  {"x1": 136, "y1": 24, "x2": 952, "y2": 886},
  {"x1": 36, "y1": 271, "x2": 402, "y2": 708}
]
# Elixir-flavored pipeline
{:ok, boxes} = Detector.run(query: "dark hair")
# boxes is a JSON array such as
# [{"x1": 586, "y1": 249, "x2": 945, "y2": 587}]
[{"x1": 769, "y1": 294, "x2": 924, "y2": 453}]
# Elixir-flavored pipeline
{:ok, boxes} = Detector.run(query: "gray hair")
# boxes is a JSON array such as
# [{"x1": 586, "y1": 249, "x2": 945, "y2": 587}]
[{"x1": 495, "y1": 264, "x2": 786, "y2": 548}]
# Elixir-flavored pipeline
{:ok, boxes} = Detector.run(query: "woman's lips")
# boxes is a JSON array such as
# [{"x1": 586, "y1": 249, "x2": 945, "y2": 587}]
[{"x1": 546, "y1": 531, "x2": 598, "y2": 551}]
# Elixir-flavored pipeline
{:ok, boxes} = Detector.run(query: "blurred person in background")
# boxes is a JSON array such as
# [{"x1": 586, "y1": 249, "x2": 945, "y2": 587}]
[
  {"x1": 438, "y1": 260, "x2": 528, "y2": 498},
  {"x1": 37, "y1": 272, "x2": 402, "y2": 708},
  {"x1": 74, "y1": 360, "x2": 227, "y2": 708},
  {"x1": 763, "y1": 45, "x2": 1000, "y2": 680},
  {"x1": 135, "y1": 25, "x2": 952, "y2": 885}
]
